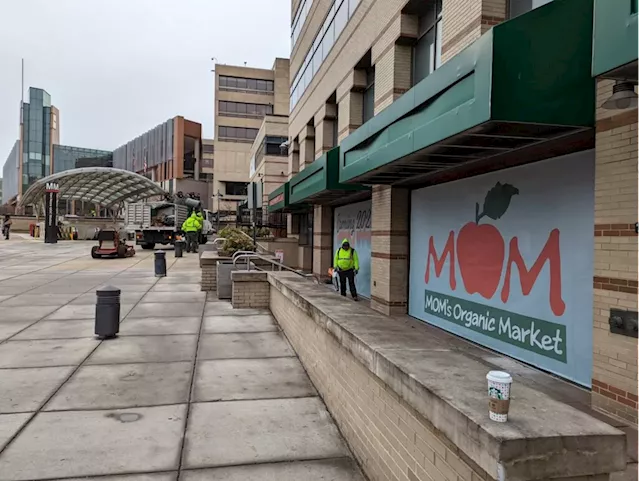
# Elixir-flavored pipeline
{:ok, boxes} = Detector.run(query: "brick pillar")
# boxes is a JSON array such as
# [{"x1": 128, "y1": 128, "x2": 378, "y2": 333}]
[
  {"x1": 288, "y1": 138, "x2": 299, "y2": 180},
  {"x1": 312, "y1": 205, "x2": 333, "y2": 278},
  {"x1": 314, "y1": 103, "x2": 337, "y2": 159},
  {"x1": 591, "y1": 79, "x2": 638, "y2": 424},
  {"x1": 371, "y1": 186, "x2": 409, "y2": 316},
  {"x1": 373, "y1": 44, "x2": 413, "y2": 114},
  {"x1": 441, "y1": 0, "x2": 506, "y2": 63},
  {"x1": 298, "y1": 125, "x2": 315, "y2": 172},
  {"x1": 337, "y1": 70, "x2": 366, "y2": 143}
]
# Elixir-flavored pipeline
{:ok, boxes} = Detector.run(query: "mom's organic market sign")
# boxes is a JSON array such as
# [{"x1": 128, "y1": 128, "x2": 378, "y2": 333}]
[{"x1": 408, "y1": 151, "x2": 595, "y2": 386}]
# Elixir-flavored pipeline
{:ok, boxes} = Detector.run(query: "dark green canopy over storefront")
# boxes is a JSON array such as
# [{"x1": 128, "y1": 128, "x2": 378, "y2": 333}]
[
  {"x1": 289, "y1": 147, "x2": 369, "y2": 205},
  {"x1": 339, "y1": 0, "x2": 595, "y2": 186},
  {"x1": 267, "y1": 181, "x2": 310, "y2": 213},
  {"x1": 592, "y1": 0, "x2": 638, "y2": 79}
]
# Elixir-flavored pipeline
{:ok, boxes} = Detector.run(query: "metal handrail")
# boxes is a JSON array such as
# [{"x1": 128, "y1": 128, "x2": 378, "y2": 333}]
[
  {"x1": 232, "y1": 253, "x2": 314, "y2": 279},
  {"x1": 232, "y1": 250, "x2": 257, "y2": 260},
  {"x1": 211, "y1": 237, "x2": 226, "y2": 246}
]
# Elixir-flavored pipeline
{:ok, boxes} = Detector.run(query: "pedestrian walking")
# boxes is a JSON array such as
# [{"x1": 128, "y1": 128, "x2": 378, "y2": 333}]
[
  {"x1": 333, "y1": 238, "x2": 359, "y2": 301},
  {"x1": 2, "y1": 215, "x2": 12, "y2": 240}
]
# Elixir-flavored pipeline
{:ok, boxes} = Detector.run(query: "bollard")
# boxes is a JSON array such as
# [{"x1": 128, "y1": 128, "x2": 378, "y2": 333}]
[
  {"x1": 155, "y1": 250, "x2": 167, "y2": 277},
  {"x1": 174, "y1": 240, "x2": 184, "y2": 258},
  {"x1": 95, "y1": 286, "x2": 121, "y2": 339}
]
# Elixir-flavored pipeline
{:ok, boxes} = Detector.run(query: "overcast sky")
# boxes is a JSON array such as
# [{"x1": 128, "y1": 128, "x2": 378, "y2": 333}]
[{"x1": 0, "y1": 0, "x2": 290, "y2": 170}]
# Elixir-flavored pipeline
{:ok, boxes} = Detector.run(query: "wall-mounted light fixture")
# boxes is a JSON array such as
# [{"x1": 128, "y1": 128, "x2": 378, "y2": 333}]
[{"x1": 602, "y1": 81, "x2": 638, "y2": 110}]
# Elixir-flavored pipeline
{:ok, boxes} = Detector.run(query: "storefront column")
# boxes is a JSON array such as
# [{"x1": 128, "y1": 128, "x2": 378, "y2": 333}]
[
  {"x1": 314, "y1": 104, "x2": 337, "y2": 160},
  {"x1": 372, "y1": 15, "x2": 416, "y2": 114},
  {"x1": 312, "y1": 205, "x2": 333, "y2": 278},
  {"x1": 287, "y1": 139, "x2": 300, "y2": 238},
  {"x1": 371, "y1": 186, "x2": 409, "y2": 316},
  {"x1": 591, "y1": 79, "x2": 638, "y2": 424},
  {"x1": 337, "y1": 70, "x2": 366, "y2": 143},
  {"x1": 441, "y1": 0, "x2": 506, "y2": 63},
  {"x1": 298, "y1": 125, "x2": 315, "y2": 172}
]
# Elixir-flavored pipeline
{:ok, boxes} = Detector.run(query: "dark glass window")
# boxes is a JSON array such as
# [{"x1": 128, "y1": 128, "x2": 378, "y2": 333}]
[
  {"x1": 226, "y1": 182, "x2": 248, "y2": 196},
  {"x1": 413, "y1": 0, "x2": 442, "y2": 86},
  {"x1": 363, "y1": 66, "x2": 375, "y2": 123},
  {"x1": 202, "y1": 144, "x2": 214, "y2": 154},
  {"x1": 219, "y1": 76, "x2": 273, "y2": 93}
]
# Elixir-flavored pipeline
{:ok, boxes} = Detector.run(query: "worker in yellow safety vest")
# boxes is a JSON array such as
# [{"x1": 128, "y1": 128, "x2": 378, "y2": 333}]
[
  {"x1": 334, "y1": 238, "x2": 359, "y2": 301},
  {"x1": 181, "y1": 213, "x2": 201, "y2": 253}
]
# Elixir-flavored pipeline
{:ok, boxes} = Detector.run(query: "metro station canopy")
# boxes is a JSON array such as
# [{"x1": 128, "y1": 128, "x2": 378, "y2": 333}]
[{"x1": 19, "y1": 167, "x2": 167, "y2": 208}]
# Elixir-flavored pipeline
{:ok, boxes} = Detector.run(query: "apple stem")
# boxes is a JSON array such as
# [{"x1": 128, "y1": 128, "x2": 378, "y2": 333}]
[{"x1": 475, "y1": 203, "x2": 485, "y2": 224}]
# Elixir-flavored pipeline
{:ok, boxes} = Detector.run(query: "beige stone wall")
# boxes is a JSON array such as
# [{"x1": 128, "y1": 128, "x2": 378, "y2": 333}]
[
  {"x1": 591, "y1": 79, "x2": 638, "y2": 424},
  {"x1": 270, "y1": 287, "x2": 489, "y2": 481},
  {"x1": 212, "y1": 140, "x2": 252, "y2": 196},
  {"x1": 232, "y1": 272, "x2": 270, "y2": 308}
]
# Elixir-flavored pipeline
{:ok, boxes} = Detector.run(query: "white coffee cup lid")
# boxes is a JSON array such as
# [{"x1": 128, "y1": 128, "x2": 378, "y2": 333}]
[{"x1": 486, "y1": 371, "x2": 513, "y2": 384}]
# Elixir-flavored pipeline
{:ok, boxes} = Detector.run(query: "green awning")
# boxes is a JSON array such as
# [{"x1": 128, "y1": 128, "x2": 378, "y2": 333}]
[
  {"x1": 267, "y1": 182, "x2": 288, "y2": 213},
  {"x1": 289, "y1": 147, "x2": 370, "y2": 205},
  {"x1": 339, "y1": 0, "x2": 595, "y2": 186},
  {"x1": 267, "y1": 181, "x2": 310, "y2": 213},
  {"x1": 592, "y1": 0, "x2": 638, "y2": 79}
]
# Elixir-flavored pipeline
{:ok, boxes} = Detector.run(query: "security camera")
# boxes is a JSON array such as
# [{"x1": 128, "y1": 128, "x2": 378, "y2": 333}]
[{"x1": 279, "y1": 140, "x2": 290, "y2": 149}]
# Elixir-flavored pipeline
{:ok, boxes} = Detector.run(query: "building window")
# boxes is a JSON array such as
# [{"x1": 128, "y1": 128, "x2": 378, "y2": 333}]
[
  {"x1": 508, "y1": 0, "x2": 552, "y2": 19},
  {"x1": 218, "y1": 126, "x2": 259, "y2": 141},
  {"x1": 291, "y1": 0, "x2": 313, "y2": 49},
  {"x1": 297, "y1": 211, "x2": 314, "y2": 246},
  {"x1": 290, "y1": 0, "x2": 362, "y2": 111},
  {"x1": 202, "y1": 143, "x2": 214, "y2": 154},
  {"x1": 219, "y1": 76, "x2": 274, "y2": 93},
  {"x1": 225, "y1": 182, "x2": 248, "y2": 196},
  {"x1": 412, "y1": 0, "x2": 442, "y2": 86},
  {"x1": 218, "y1": 101, "x2": 273, "y2": 118},
  {"x1": 363, "y1": 66, "x2": 375, "y2": 123}
]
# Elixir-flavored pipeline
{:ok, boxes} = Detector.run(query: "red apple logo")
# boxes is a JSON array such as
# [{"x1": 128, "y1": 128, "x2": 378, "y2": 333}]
[{"x1": 457, "y1": 182, "x2": 519, "y2": 299}]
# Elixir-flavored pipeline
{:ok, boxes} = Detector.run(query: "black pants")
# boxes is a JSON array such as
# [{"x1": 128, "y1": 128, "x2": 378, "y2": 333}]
[
  {"x1": 2, "y1": 226, "x2": 9, "y2": 240},
  {"x1": 186, "y1": 232, "x2": 198, "y2": 253},
  {"x1": 338, "y1": 268, "x2": 357, "y2": 298}
]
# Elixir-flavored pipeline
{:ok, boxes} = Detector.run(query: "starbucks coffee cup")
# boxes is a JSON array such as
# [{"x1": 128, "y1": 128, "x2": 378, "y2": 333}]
[{"x1": 486, "y1": 371, "x2": 513, "y2": 422}]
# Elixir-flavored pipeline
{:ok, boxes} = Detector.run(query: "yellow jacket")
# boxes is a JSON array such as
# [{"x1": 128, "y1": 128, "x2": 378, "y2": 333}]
[
  {"x1": 334, "y1": 239, "x2": 359, "y2": 271},
  {"x1": 182, "y1": 214, "x2": 201, "y2": 232}
]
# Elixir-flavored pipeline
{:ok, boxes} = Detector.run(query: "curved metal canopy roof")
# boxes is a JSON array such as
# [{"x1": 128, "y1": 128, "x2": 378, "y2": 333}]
[{"x1": 19, "y1": 167, "x2": 167, "y2": 208}]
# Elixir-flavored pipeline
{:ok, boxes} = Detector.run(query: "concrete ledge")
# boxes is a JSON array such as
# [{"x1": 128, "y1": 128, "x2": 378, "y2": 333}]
[
  {"x1": 200, "y1": 252, "x2": 229, "y2": 267},
  {"x1": 267, "y1": 272, "x2": 626, "y2": 481},
  {"x1": 232, "y1": 271, "x2": 268, "y2": 282}
]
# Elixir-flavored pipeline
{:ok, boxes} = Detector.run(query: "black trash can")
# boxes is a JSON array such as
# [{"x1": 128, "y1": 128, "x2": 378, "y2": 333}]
[
  {"x1": 155, "y1": 250, "x2": 167, "y2": 277},
  {"x1": 95, "y1": 286, "x2": 121, "y2": 339},
  {"x1": 174, "y1": 240, "x2": 185, "y2": 258}
]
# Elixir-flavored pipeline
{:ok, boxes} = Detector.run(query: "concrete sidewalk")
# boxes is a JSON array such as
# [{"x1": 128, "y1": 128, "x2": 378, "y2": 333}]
[{"x1": 0, "y1": 242, "x2": 365, "y2": 480}]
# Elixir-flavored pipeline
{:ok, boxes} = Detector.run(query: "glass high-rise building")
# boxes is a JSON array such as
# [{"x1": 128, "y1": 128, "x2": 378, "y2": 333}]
[{"x1": 20, "y1": 87, "x2": 59, "y2": 196}]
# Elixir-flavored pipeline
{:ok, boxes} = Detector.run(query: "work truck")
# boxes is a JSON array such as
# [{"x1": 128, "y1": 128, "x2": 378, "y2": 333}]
[{"x1": 125, "y1": 197, "x2": 213, "y2": 249}]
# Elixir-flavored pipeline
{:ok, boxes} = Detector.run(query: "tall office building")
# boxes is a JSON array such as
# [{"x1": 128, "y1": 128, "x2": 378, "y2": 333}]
[
  {"x1": 19, "y1": 88, "x2": 59, "y2": 199},
  {"x1": 212, "y1": 59, "x2": 289, "y2": 214}
]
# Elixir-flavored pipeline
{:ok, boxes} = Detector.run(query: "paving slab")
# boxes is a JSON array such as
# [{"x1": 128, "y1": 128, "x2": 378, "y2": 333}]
[
  {"x1": 128, "y1": 302, "x2": 204, "y2": 319},
  {"x1": 140, "y1": 292, "x2": 207, "y2": 304},
  {"x1": 184, "y1": 397, "x2": 349, "y2": 468},
  {"x1": 46, "y1": 362, "x2": 192, "y2": 411},
  {"x1": 0, "y1": 305, "x2": 61, "y2": 323},
  {"x1": 0, "y1": 366, "x2": 74, "y2": 413},
  {"x1": 203, "y1": 314, "x2": 278, "y2": 333},
  {"x1": 12, "y1": 319, "x2": 96, "y2": 340},
  {"x1": 0, "y1": 295, "x2": 15, "y2": 303},
  {"x1": 180, "y1": 458, "x2": 365, "y2": 481},
  {"x1": 0, "y1": 293, "x2": 78, "y2": 307},
  {"x1": 150, "y1": 283, "x2": 202, "y2": 292},
  {"x1": 0, "y1": 404, "x2": 186, "y2": 480},
  {"x1": 64, "y1": 475, "x2": 176, "y2": 481},
  {"x1": 204, "y1": 302, "x2": 270, "y2": 317},
  {"x1": 46, "y1": 304, "x2": 133, "y2": 321},
  {"x1": 120, "y1": 317, "x2": 201, "y2": 336},
  {"x1": 193, "y1": 358, "x2": 315, "y2": 402},
  {"x1": 0, "y1": 321, "x2": 33, "y2": 342},
  {"x1": 87, "y1": 335, "x2": 197, "y2": 365},
  {"x1": 198, "y1": 332, "x2": 294, "y2": 360},
  {"x1": 0, "y1": 412, "x2": 31, "y2": 451},
  {"x1": 98, "y1": 282, "x2": 156, "y2": 292},
  {"x1": 70, "y1": 291, "x2": 146, "y2": 305},
  {"x1": 0, "y1": 338, "x2": 99, "y2": 368},
  {"x1": 156, "y1": 276, "x2": 201, "y2": 284}
]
